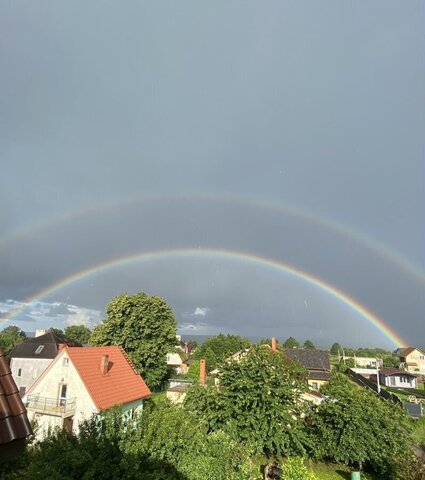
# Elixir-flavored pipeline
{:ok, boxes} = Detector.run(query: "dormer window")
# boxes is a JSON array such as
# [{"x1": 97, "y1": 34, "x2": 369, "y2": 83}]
[{"x1": 35, "y1": 345, "x2": 44, "y2": 355}]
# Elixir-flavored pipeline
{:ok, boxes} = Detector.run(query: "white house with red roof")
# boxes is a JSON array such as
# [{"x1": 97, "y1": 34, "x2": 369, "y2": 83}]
[{"x1": 24, "y1": 346, "x2": 151, "y2": 439}]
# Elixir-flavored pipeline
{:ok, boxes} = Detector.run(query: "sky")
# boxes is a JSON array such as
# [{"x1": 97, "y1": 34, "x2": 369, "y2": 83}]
[{"x1": 1, "y1": 1, "x2": 424, "y2": 348}]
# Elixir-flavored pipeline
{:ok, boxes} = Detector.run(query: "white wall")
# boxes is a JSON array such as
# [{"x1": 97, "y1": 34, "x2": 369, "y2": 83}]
[
  {"x1": 10, "y1": 357, "x2": 52, "y2": 396},
  {"x1": 25, "y1": 350, "x2": 97, "y2": 439}
]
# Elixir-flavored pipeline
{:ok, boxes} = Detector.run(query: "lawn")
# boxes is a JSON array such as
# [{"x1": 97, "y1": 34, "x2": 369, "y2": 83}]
[{"x1": 305, "y1": 461, "x2": 376, "y2": 479}]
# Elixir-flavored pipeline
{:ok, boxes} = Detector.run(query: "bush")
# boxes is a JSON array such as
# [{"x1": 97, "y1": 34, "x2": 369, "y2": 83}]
[{"x1": 281, "y1": 458, "x2": 317, "y2": 480}]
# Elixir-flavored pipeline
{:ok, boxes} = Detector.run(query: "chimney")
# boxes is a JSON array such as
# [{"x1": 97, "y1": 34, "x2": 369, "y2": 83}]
[
  {"x1": 271, "y1": 337, "x2": 277, "y2": 351},
  {"x1": 200, "y1": 359, "x2": 206, "y2": 385},
  {"x1": 35, "y1": 329, "x2": 46, "y2": 338},
  {"x1": 100, "y1": 355, "x2": 109, "y2": 375}
]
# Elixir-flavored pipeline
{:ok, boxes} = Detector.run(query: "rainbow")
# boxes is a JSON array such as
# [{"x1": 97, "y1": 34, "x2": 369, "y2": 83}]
[
  {"x1": 3, "y1": 247, "x2": 407, "y2": 347},
  {"x1": 1, "y1": 193, "x2": 423, "y2": 284}
]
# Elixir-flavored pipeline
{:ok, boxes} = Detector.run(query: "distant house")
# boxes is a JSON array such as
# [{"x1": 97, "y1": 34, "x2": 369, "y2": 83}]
[
  {"x1": 0, "y1": 348, "x2": 32, "y2": 461},
  {"x1": 24, "y1": 346, "x2": 151, "y2": 439},
  {"x1": 284, "y1": 348, "x2": 331, "y2": 391},
  {"x1": 395, "y1": 347, "x2": 425, "y2": 373},
  {"x1": 379, "y1": 368, "x2": 417, "y2": 389},
  {"x1": 9, "y1": 328, "x2": 82, "y2": 397},
  {"x1": 340, "y1": 356, "x2": 383, "y2": 369},
  {"x1": 166, "y1": 352, "x2": 184, "y2": 374}
]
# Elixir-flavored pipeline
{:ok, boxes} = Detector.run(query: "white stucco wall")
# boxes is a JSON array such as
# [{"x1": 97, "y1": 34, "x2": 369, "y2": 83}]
[
  {"x1": 381, "y1": 374, "x2": 417, "y2": 389},
  {"x1": 10, "y1": 357, "x2": 52, "y2": 396},
  {"x1": 25, "y1": 350, "x2": 97, "y2": 439}
]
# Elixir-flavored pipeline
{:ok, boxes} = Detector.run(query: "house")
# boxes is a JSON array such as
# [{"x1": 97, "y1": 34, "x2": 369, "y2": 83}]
[
  {"x1": 395, "y1": 347, "x2": 425, "y2": 373},
  {"x1": 0, "y1": 348, "x2": 32, "y2": 461},
  {"x1": 284, "y1": 348, "x2": 331, "y2": 391},
  {"x1": 24, "y1": 346, "x2": 151, "y2": 439},
  {"x1": 9, "y1": 328, "x2": 81, "y2": 397},
  {"x1": 340, "y1": 356, "x2": 383, "y2": 369},
  {"x1": 166, "y1": 352, "x2": 184, "y2": 374},
  {"x1": 379, "y1": 368, "x2": 417, "y2": 388}
]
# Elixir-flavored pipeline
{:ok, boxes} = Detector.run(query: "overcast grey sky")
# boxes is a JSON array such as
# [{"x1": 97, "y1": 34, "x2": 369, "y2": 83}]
[{"x1": 1, "y1": 1, "x2": 424, "y2": 348}]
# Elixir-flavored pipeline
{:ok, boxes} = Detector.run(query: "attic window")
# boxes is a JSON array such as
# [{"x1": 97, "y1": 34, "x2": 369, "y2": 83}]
[
  {"x1": 63, "y1": 357, "x2": 69, "y2": 367},
  {"x1": 35, "y1": 345, "x2": 44, "y2": 355}
]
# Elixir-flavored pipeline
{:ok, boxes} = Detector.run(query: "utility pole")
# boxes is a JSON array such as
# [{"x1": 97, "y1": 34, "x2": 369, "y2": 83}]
[{"x1": 376, "y1": 358, "x2": 381, "y2": 394}]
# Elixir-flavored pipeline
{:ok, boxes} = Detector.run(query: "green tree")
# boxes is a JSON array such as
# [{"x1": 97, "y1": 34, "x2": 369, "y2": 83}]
[
  {"x1": 307, "y1": 373, "x2": 411, "y2": 475},
  {"x1": 185, "y1": 346, "x2": 309, "y2": 457},
  {"x1": 0, "y1": 325, "x2": 26, "y2": 355},
  {"x1": 280, "y1": 458, "x2": 317, "y2": 480},
  {"x1": 90, "y1": 292, "x2": 177, "y2": 388},
  {"x1": 283, "y1": 336, "x2": 300, "y2": 349},
  {"x1": 50, "y1": 328, "x2": 65, "y2": 337},
  {"x1": 303, "y1": 340, "x2": 315, "y2": 350},
  {"x1": 329, "y1": 342, "x2": 341, "y2": 356},
  {"x1": 192, "y1": 334, "x2": 251, "y2": 372},
  {"x1": 64, "y1": 325, "x2": 92, "y2": 345}
]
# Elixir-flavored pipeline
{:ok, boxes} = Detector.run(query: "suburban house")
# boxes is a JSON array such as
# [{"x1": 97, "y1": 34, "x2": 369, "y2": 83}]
[
  {"x1": 24, "y1": 346, "x2": 151, "y2": 439},
  {"x1": 339, "y1": 356, "x2": 383, "y2": 369},
  {"x1": 9, "y1": 329, "x2": 82, "y2": 397},
  {"x1": 395, "y1": 347, "x2": 425, "y2": 373},
  {"x1": 379, "y1": 368, "x2": 417, "y2": 389},
  {"x1": 284, "y1": 348, "x2": 331, "y2": 391},
  {"x1": 0, "y1": 348, "x2": 32, "y2": 461},
  {"x1": 166, "y1": 352, "x2": 184, "y2": 374}
]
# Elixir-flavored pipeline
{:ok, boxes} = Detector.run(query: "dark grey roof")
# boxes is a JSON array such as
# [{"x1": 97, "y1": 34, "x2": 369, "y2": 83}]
[
  {"x1": 309, "y1": 371, "x2": 332, "y2": 381},
  {"x1": 379, "y1": 368, "x2": 416, "y2": 378},
  {"x1": 285, "y1": 348, "x2": 331, "y2": 372},
  {"x1": 9, "y1": 330, "x2": 81, "y2": 359}
]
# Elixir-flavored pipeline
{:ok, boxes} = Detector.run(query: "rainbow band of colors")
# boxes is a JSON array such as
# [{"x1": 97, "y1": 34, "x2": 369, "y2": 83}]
[{"x1": 4, "y1": 248, "x2": 407, "y2": 347}]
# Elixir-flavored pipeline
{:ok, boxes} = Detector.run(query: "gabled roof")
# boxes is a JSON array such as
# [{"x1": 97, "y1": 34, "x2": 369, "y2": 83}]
[
  {"x1": 396, "y1": 347, "x2": 424, "y2": 358},
  {"x1": 380, "y1": 368, "x2": 416, "y2": 377},
  {"x1": 66, "y1": 346, "x2": 151, "y2": 410},
  {"x1": 9, "y1": 329, "x2": 81, "y2": 359},
  {"x1": 0, "y1": 348, "x2": 32, "y2": 459},
  {"x1": 284, "y1": 348, "x2": 331, "y2": 372}
]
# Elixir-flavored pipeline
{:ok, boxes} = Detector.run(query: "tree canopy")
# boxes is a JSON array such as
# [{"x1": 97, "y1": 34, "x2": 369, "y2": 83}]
[
  {"x1": 64, "y1": 325, "x2": 92, "y2": 345},
  {"x1": 0, "y1": 325, "x2": 26, "y2": 355},
  {"x1": 282, "y1": 336, "x2": 300, "y2": 349},
  {"x1": 90, "y1": 292, "x2": 177, "y2": 388},
  {"x1": 192, "y1": 334, "x2": 251, "y2": 372},
  {"x1": 329, "y1": 342, "x2": 341, "y2": 356},
  {"x1": 185, "y1": 345, "x2": 309, "y2": 457},
  {"x1": 307, "y1": 373, "x2": 411, "y2": 475},
  {"x1": 303, "y1": 340, "x2": 315, "y2": 349}
]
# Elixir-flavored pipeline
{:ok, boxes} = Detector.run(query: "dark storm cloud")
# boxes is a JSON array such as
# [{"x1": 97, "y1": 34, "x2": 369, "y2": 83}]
[{"x1": 0, "y1": 1, "x2": 424, "y2": 347}]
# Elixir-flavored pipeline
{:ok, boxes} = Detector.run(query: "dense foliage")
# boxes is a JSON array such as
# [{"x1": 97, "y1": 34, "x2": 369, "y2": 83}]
[
  {"x1": 0, "y1": 403, "x2": 257, "y2": 480},
  {"x1": 282, "y1": 336, "x2": 300, "y2": 348},
  {"x1": 186, "y1": 346, "x2": 309, "y2": 456},
  {"x1": 306, "y1": 373, "x2": 412, "y2": 476},
  {"x1": 64, "y1": 325, "x2": 92, "y2": 345},
  {"x1": 0, "y1": 325, "x2": 26, "y2": 354},
  {"x1": 281, "y1": 458, "x2": 317, "y2": 480},
  {"x1": 90, "y1": 292, "x2": 177, "y2": 388},
  {"x1": 192, "y1": 333, "x2": 251, "y2": 372}
]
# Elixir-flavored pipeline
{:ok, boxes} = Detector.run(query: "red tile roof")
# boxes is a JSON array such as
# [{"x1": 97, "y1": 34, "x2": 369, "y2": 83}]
[
  {"x1": 66, "y1": 346, "x2": 151, "y2": 410},
  {"x1": 0, "y1": 348, "x2": 32, "y2": 459}
]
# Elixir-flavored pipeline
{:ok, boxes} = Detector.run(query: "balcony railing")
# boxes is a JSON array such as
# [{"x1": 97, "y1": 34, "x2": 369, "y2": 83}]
[{"x1": 26, "y1": 394, "x2": 76, "y2": 417}]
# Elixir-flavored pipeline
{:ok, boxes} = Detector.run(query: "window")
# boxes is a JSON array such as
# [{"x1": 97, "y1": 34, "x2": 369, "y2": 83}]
[
  {"x1": 59, "y1": 384, "x2": 67, "y2": 406},
  {"x1": 17, "y1": 368, "x2": 22, "y2": 377},
  {"x1": 35, "y1": 345, "x2": 44, "y2": 355},
  {"x1": 63, "y1": 357, "x2": 69, "y2": 367},
  {"x1": 311, "y1": 382, "x2": 319, "y2": 391}
]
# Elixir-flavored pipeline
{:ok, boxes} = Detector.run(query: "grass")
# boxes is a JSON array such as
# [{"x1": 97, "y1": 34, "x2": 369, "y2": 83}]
[
  {"x1": 305, "y1": 460, "x2": 377, "y2": 479},
  {"x1": 384, "y1": 386, "x2": 425, "y2": 402}
]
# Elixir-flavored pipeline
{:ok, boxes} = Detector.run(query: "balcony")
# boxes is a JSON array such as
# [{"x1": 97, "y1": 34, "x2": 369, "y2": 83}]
[{"x1": 26, "y1": 394, "x2": 76, "y2": 418}]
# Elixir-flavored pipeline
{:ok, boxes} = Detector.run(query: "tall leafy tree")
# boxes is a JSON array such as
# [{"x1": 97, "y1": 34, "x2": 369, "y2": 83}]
[
  {"x1": 303, "y1": 340, "x2": 315, "y2": 349},
  {"x1": 307, "y1": 373, "x2": 411, "y2": 475},
  {"x1": 64, "y1": 325, "x2": 92, "y2": 345},
  {"x1": 90, "y1": 292, "x2": 177, "y2": 388},
  {"x1": 282, "y1": 336, "x2": 299, "y2": 349},
  {"x1": 185, "y1": 346, "x2": 309, "y2": 457},
  {"x1": 329, "y1": 342, "x2": 342, "y2": 356},
  {"x1": 192, "y1": 334, "x2": 251, "y2": 372},
  {"x1": 0, "y1": 325, "x2": 26, "y2": 355}
]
